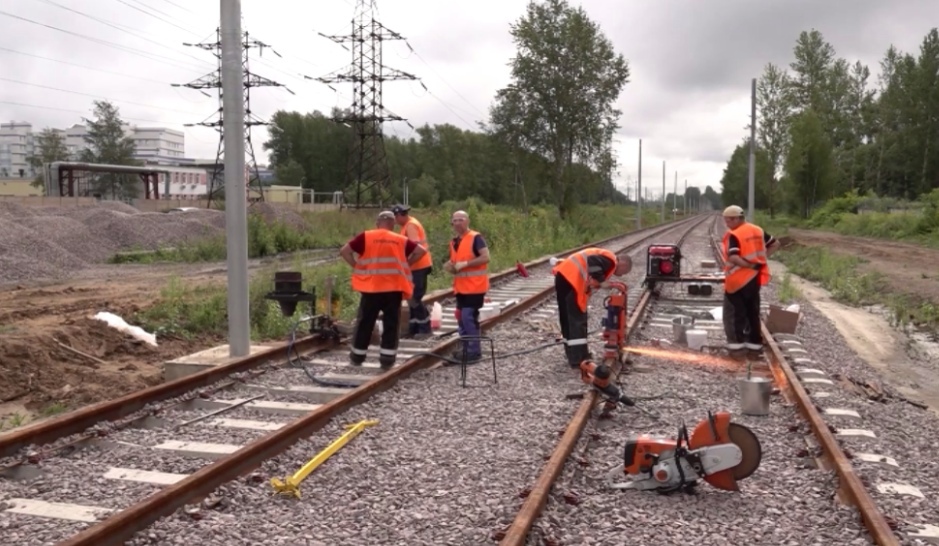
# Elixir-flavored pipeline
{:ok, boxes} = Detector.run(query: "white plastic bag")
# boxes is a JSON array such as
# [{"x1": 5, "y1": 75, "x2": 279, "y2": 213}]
[
  {"x1": 94, "y1": 311, "x2": 158, "y2": 346},
  {"x1": 430, "y1": 302, "x2": 443, "y2": 330}
]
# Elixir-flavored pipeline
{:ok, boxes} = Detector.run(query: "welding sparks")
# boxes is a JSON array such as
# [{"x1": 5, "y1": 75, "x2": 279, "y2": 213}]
[{"x1": 623, "y1": 346, "x2": 745, "y2": 372}]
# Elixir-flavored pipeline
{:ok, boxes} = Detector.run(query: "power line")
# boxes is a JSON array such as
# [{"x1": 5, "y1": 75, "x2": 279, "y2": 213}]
[
  {"x1": 406, "y1": 45, "x2": 488, "y2": 119},
  {"x1": 0, "y1": 9, "x2": 207, "y2": 72},
  {"x1": 33, "y1": 0, "x2": 214, "y2": 69},
  {"x1": 114, "y1": 0, "x2": 200, "y2": 37},
  {"x1": 0, "y1": 100, "x2": 184, "y2": 126},
  {"x1": 155, "y1": 0, "x2": 194, "y2": 13},
  {"x1": 0, "y1": 77, "x2": 202, "y2": 115},
  {"x1": 0, "y1": 46, "x2": 169, "y2": 85}
]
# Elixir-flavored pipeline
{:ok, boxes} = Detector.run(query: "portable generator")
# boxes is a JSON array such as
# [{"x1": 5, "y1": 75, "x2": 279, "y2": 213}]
[{"x1": 643, "y1": 244, "x2": 682, "y2": 289}]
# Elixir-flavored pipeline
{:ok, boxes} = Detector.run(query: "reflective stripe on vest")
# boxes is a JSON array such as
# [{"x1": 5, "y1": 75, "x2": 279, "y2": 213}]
[
  {"x1": 552, "y1": 248, "x2": 617, "y2": 312},
  {"x1": 351, "y1": 229, "x2": 414, "y2": 299},
  {"x1": 450, "y1": 230, "x2": 489, "y2": 295},
  {"x1": 722, "y1": 223, "x2": 769, "y2": 293},
  {"x1": 400, "y1": 217, "x2": 433, "y2": 271}
]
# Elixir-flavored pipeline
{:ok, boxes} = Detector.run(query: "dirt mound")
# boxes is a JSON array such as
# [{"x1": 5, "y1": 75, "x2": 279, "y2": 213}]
[
  {"x1": 249, "y1": 202, "x2": 310, "y2": 232},
  {"x1": 0, "y1": 316, "x2": 210, "y2": 410}
]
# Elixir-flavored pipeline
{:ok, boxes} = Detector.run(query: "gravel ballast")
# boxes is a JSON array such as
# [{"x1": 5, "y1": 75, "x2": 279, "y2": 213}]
[{"x1": 0, "y1": 217, "x2": 708, "y2": 545}]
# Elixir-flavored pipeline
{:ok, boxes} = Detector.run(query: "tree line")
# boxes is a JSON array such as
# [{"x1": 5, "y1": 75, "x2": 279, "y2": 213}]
[{"x1": 720, "y1": 27, "x2": 939, "y2": 217}]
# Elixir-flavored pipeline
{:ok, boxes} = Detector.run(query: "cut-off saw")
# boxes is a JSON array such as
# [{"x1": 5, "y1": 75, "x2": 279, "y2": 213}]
[{"x1": 607, "y1": 411, "x2": 762, "y2": 494}]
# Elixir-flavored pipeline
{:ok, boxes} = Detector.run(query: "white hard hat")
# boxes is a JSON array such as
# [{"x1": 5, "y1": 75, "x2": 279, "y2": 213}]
[{"x1": 722, "y1": 205, "x2": 745, "y2": 218}]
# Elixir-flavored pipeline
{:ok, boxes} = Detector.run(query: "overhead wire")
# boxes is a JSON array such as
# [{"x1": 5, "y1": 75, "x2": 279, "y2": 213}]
[
  {"x1": 0, "y1": 9, "x2": 207, "y2": 73},
  {"x1": 32, "y1": 0, "x2": 215, "y2": 69},
  {"x1": 0, "y1": 77, "x2": 203, "y2": 116},
  {"x1": 0, "y1": 100, "x2": 186, "y2": 126},
  {"x1": 114, "y1": 0, "x2": 201, "y2": 37}
]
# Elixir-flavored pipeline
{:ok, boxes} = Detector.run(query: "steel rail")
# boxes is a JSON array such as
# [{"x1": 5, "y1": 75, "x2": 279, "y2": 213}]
[
  {"x1": 0, "y1": 215, "x2": 697, "y2": 459},
  {"x1": 55, "y1": 215, "x2": 707, "y2": 546},
  {"x1": 707, "y1": 218, "x2": 899, "y2": 546},
  {"x1": 497, "y1": 215, "x2": 710, "y2": 546}
]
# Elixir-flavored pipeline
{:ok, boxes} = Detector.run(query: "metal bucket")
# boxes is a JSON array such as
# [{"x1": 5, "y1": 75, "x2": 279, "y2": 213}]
[
  {"x1": 671, "y1": 315, "x2": 695, "y2": 345},
  {"x1": 738, "y1": 377, "x2": 772, "y2": 416}
]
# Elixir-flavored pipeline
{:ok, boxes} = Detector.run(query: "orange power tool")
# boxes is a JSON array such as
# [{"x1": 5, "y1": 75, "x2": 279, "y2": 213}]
[
  {"x1": 608, "y1": 411, "x2": 763, "y2": 494},
  {"x1": 579, "y1": 281, "x2": 635, "y2": 407}
]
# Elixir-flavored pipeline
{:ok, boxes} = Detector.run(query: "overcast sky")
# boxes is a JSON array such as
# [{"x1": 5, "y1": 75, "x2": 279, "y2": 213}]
[{"x1": 1, "y1": 0, "x2": 936, "y2": 197}]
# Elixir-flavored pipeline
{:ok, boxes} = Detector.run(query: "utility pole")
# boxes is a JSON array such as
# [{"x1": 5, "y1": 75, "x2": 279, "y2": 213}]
[
  {"x1": 747, "y1": 77, "x2": 756, "y2": 221},
  {"x1": 219, "y1": 0, "x2": 249, "y2": 357},
  {"x1": 315, "y1": 0, "x2": 418, "y2": 209},
  {"x1": 672, "y1": 171, "x2": 677, "y2": 220},
  {"x1": 661, "y1": 160, "x2": 666, "y2": 223},
  {"x1": 637, "y1": 139, "x2": 642, "y2": 228},
  {"x1": 684, "y1": 179, "x2": 687, "y2": 216}
]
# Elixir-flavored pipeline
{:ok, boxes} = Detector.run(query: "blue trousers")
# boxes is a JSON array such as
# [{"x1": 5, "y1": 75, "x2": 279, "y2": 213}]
[{"x1": 455, "y1": 293, "x2": 485, "y2": 356}]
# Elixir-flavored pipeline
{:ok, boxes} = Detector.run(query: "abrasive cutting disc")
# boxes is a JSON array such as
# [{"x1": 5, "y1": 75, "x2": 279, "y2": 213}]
[{"x1": 728, "y1": 423, "x2": 762, "y2": 480}]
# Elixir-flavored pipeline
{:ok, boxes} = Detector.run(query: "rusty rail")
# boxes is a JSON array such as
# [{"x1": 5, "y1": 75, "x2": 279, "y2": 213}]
[
  {"x1": 496, "y1": 215, "x2": 710, "y2": 546},
  {"x1": 707, "y1": 218, "x2": 899, "y2": 546},
  {"x1": 0, "y1": 216, "x2": 695, "y2": 459},
  {"x1": 54, "y1": 215, "x2": 706, "y2": 546}
]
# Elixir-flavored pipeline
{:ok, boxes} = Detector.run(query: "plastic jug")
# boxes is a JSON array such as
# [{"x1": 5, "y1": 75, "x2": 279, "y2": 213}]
[{"x1": 430, "y1": 302, "x2": 443, "y2": 330}]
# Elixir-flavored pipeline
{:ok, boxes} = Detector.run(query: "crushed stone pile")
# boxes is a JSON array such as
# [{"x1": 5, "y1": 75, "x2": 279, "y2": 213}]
[{"x1": 0, "y1": 201, "x2": 308, "y2": 284}]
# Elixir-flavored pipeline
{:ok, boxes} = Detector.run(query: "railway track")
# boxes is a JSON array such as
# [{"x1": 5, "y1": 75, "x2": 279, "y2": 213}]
[
  {"x1": 498, "y1": 215, "x2": 902, "y2": 546},
  {"x1": 0, "y1": 214, "x2": 707, "y2": 546}
]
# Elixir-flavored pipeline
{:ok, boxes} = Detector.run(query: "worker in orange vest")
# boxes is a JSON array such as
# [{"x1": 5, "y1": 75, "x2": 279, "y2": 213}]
[
  {"x1": 552, "y1": 248, "x2": 632, "y2": 367},
  {"x1": 721, "y1": 205, "x2": 781, "y2": 359},
  {"x1": 339, "y1": 211, "x2": 428, "y2": 369},
  {"x1": 443, "y1": 210, "x2": 490, "y2": 363},
  {"x1": 391, "y1": 204, "x2": 434, "y2": 338}
]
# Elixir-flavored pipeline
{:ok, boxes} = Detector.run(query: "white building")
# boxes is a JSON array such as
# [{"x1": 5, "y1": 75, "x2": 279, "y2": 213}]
[
  {"x1": 0, "y1": 121, "x2": 187, "y2": 179},
  {"x1": 0, "y1": 121, "x2": 36, "y2": 178}
]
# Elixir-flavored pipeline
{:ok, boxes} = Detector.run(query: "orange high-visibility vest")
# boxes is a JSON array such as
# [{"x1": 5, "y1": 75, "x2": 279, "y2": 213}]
[
  {"x1": 449, "y1": 230, "x2": 489, "y2": 295},
  {"x1": 722, "y1": 223, "x2": 769, "y2": 294},
  {"x1": 351, "y1": 229, "x2": 414, "y2": 299},
  {"x1": 399, "y1": 216, "x2": 432, "y2": 270},
  {"x1": 552, "y1": 248, "x2": 617, "y2": 312}
]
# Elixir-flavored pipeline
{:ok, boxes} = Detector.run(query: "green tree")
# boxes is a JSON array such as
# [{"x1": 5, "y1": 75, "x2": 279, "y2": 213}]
[
  {"x1": 784, "y1": 109, "x2": 836, "y2": 217},
  {"x1": 79, "y1": 100, "x2": 140, "y2": 199},
  {"x1": 488, "y1": 0, "x2": 630, "y2": 218},
  {"x1": 274, "y1": 159, "x2": 305, "y2": 186},
  {"x1": 26, "y1": 128, "x2": 70, "y2": 191},
  {"x1": 756, "y1": 63, "x2": 792, "y2": 216},
  {"x1": 264, "y1": 109, "x2": 351, "y2": 192},
  {"x1": 719, "y1": 139, "x2": 772, "y2": 210}
]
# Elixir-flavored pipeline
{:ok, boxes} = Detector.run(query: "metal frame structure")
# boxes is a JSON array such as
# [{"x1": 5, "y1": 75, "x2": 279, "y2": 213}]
[
  {"x1": 175, "y1": 28, "x2": 294, "y2": 208},
  {"x1": 44, "y1": 161, "x2": 166, "y2": 200},
  {"x1": 315, "y1": 0, "x2": 418, "y2": 209}
]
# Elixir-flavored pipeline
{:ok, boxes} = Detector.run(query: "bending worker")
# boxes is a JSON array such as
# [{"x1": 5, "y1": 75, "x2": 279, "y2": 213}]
[
  {"x1": 340, "y1": 210, "x2": 427, "y2": 369},
  {"x1": 392, "y1": 204, "x2": 434, "y2": 338},
  {"x1": 721, "y1": 205, "x2": 781, "y2": 358},
  {"x1": 443, "y1": 210, "x2": 490, "y2": 363},
  {"x1": 552, "y1": 248, "x2": 632, "y2": 368}
]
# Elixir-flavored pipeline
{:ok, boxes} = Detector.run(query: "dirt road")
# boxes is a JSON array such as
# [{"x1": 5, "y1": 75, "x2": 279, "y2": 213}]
[{"x1": 787, "y1": 229, "x2": 939, "y2": 304}]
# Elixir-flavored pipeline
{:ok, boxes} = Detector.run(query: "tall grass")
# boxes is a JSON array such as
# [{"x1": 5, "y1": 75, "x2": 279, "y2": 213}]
[{"x1": 135, "y1": 202, "x2": 670, "y2": 340}]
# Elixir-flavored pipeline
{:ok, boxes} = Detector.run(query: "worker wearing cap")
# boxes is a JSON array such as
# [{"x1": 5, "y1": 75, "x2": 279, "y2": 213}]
[
  {"x1": 721, "y1": 205, "x2": 781, "y2": 358},
  {"x1": 552, "y1": 249, "x2": 633, "y2": 367},
  {"x1": 339, "y1": 211, "x2": 428, "y2": 369},
  {"x1": 391, "y1": 204, "x2": 433, "y2": 338},
  {"x1": 443, "y1": 210, "x2": 490, "y2": 363}
]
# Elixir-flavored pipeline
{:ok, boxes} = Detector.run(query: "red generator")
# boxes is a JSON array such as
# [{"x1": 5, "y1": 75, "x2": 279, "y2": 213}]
[{"x1": 643, "y1": 244, "x2": 682, "y2": 289}]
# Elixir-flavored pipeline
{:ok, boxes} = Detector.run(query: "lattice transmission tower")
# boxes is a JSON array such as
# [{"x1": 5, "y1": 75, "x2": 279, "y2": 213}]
[
  {"x1": 174, "y1": 28, "x2": 293, "y2": 209},
  {"x1": 315, "y1": 0, "x2": 417, "y2": 209}
]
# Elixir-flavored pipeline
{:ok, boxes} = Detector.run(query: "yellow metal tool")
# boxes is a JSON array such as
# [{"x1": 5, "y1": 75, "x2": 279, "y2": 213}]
[{"x1": 270, "y1": 419, "x2": 378, "y2": 499}]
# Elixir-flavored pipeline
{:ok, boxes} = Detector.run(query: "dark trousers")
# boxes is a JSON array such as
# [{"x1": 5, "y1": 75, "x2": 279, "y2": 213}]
[
  {"x1": 555, "y1": 275, "x2": 590, "y2": 367},
  {"x1": 407, "y1": 267, "x2": 432, "y2": 335},
  {"x1": 723, "y1": 276, "x2": 763, "y2": 349},
  {"x1": 455, "y1": 293, "x2": 485, "y2": 357},
  {"x1": 350, "y1": 291, "x2": 403, "y2": 367}
]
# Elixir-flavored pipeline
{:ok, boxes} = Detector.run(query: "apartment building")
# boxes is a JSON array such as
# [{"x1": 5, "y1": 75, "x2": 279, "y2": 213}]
[{"x1": 0, "y1": 121, "x2": 188, "y2": 178}]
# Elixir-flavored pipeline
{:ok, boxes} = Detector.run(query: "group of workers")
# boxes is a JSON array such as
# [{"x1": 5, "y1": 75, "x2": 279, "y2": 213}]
[{"x1": 338, "y1": 203, "x2": 779, "y2": 371}]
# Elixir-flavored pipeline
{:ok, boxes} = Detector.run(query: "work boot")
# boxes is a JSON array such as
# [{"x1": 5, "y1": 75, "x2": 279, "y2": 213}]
[
  {"x1": 379, "y1": 357, "x2": 396, "y2": 370},
  {"x1": 450, "y1": 348, "x2": 482, "y2": 365},
  {"x1": 349, "y1": 352, "x2": 366, "y2": 367},
  {"x1": 728, "y1": 348, "x2": 748, "y2": 362}
]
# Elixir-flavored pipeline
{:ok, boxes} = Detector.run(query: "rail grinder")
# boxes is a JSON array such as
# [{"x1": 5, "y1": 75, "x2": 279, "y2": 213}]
[
  {"x1": 609, "y1": 411, "x2": 762, "y2": 494},
  {"x1": 578, "y1": 281, "x2": 635, "y2": 407}
]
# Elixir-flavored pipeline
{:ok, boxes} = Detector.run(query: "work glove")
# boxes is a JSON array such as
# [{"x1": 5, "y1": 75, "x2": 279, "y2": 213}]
[{"x1": 454, "y1": 261, "x2": 469, "y2": 272}]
